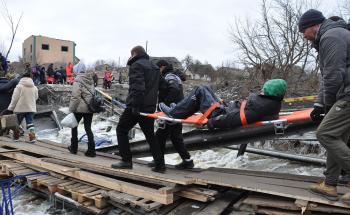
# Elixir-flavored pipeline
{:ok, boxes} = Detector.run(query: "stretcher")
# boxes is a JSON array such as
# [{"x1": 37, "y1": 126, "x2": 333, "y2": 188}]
[
  {"x1": 96, "y1": 89, "x2": 312, "y2": 133},
  {"x1": 141, "y1": 106, "x2": 313, "y2": 133}
]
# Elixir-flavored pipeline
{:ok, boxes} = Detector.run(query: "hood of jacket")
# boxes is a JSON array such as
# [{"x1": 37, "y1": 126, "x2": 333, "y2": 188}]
[
  {"x1": 127, "y1": 53, "x2": 150, "y2": 66},
  {"x1": 75, "y1": 73, "x2": 93, "y2": 85},
  {"x1": 162, "y1": 66, "x2": 187, "y2": 82},
  {"x1": 314, "y1": 19, "x2": 349, "y2": 51},
  {"x1": 18, "y1": 77, "x2": 35, "y2": 87}
]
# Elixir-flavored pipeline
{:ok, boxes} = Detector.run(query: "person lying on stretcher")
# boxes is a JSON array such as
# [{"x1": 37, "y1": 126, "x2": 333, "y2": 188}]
[{"x1": 158, "y1": 79, "x2": 287, "y2": 130}]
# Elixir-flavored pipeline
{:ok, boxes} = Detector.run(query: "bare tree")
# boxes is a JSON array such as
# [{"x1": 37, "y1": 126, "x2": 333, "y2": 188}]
[
  {"x1": 230, "y1": 0, "x2": 319, "y2": 87},
  {"x1": 181, "y1": 55, "x2": 194, "y2": 72},
  {"x1": 339, "y1": 0, "x2": 350, "y2": 20},
  {"x1": 1, "y1": 0, "x2": 23, "y2": 59}
]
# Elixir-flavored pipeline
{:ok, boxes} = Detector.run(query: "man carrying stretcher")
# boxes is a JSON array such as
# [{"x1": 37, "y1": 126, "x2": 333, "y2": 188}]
[{"x1": 159, "y1": 79, "x2": 287, "y2": 129}]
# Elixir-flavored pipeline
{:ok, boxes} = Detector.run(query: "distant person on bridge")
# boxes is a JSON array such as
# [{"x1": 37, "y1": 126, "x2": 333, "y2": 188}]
[
  {"x1": 155, "y1": 59, "x2": 194, "y2": 170},
  {"x1": 103, "y1": 66, "x2": 113, "y2": 89},
  {"x1": 66, "y1": 62, "x2": 74, "y2": 84},
  {"x1": 111, "y1": 45, "x2": 165, "y2": 173},
  {"x1": 298, "y1": 9, "x2": 350, "y2": 203},
  {"x1": 93, "y1": 72, "x2": 98, "y2": 87},
  {"x1": 46, "y1": 63, "x2": 55, "y2": 84},
  {"x1": 159, "y1": 79, "x2": 286, "y2": 130}
]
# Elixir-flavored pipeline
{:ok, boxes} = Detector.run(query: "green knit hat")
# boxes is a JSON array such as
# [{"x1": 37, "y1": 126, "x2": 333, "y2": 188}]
[{"x1": 263, "y1": 79, "x2": 287, "y2": 97}]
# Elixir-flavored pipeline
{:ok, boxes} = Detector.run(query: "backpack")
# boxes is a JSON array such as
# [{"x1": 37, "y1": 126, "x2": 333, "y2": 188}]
[{"x1": 79, "y1": 81, "x2": 105, "y2": 113}]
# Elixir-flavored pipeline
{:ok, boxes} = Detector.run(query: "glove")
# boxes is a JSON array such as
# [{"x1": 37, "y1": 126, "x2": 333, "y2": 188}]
[
  {"x1": 131, "y1": 107, "x2": 140, "y2": 115},
  {"x1": 310, "y1": 106, "x2": 324, "y2": 122}
]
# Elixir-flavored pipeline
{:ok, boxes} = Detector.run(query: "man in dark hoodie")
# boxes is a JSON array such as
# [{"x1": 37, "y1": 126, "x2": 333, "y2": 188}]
[
  {"x1": 298, "y1": 9, "x2": 350, "y2": 203},
  {"x1": 111, "y1": 46, "x2": 165, "y2": 173},
  {"x1": 155, "y1": 60, "x2": 194, "y2": 169}
]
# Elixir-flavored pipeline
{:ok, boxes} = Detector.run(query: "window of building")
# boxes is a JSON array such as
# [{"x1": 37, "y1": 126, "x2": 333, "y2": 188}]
[
  {"x1": 30, "y1": 45, "x2": 32, "y2": 53},
  {"x1": 61, "y1": 46, "x2": 68, "y2": 52},
  {"x1": 23, "y1": 48, "x2": 26, "y2": 56},
  {"x1": 42, "y1": 44, "x2": 49, "y2": 50}
]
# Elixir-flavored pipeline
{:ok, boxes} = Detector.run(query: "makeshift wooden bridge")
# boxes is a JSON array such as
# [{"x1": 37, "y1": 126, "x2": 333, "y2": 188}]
[{"x1": 0, "y1": 136, "x2": 349, "y2": 215}]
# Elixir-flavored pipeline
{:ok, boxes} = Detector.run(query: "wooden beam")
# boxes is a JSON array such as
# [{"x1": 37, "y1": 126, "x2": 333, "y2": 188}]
[{"x1": 1, "y1": 152, "x2": 173, "y2": 204}]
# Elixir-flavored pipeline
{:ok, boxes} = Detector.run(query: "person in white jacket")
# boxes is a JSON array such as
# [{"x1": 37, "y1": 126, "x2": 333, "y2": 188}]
[{"x1": 8, "y1": 68, "x2": 38, "y2": 142}]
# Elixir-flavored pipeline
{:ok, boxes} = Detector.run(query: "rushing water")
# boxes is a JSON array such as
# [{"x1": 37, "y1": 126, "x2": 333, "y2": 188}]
[{"x1": 6, "y1": 114, "x2": 325, "y2": 214}]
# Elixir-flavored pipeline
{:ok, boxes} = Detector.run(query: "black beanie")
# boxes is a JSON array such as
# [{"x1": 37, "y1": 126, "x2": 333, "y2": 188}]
[{"x1": 298, "y1": 9, "x2": 325, "y2": 32}]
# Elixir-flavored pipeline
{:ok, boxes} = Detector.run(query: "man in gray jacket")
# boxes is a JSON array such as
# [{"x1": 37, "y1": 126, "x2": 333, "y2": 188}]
[{"x1": 299, "y1": 9, "x2": 350, "y2": 203}]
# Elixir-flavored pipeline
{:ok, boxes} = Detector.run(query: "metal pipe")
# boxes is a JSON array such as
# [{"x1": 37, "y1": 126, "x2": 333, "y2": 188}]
[{"x1": 225, "y1": 145, "x2": 326, "y2": 166}]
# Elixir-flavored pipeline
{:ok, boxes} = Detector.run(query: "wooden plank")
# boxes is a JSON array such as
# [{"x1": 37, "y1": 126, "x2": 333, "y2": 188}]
[
  {"x1": 257, "y1": 208, "x2": 300, "y2": 215},
  {"x1": 1, "y1": 152, "x2": 173, "y2": 204},
  {"x1": 177, "y1": 190, "x2": 214, "y2": 202},
  {"x1": 195, "y1": 197, "x2": 233, "y2": 215},
  {"x1": 0, "y1": 138, "x2": 192, "y2": 185},
  {"x1": 243, "y1": 194, "x2": 299, "y2": 210},
  {"x1": 194, "y1": 171, "x2": 350, "y2": 209}
]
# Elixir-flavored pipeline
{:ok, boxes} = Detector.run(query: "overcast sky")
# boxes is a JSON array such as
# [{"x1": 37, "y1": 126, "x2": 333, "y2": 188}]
[{"x1": 0, "y1": 0, "x2": 345, "y2": 67}]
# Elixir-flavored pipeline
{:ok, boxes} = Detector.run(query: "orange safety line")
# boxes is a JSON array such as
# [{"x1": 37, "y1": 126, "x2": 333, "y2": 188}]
[
  {"x1": 197, "y1": 101, "x2": 221, "y2": 124},
  {"x1": 240, "y1": 100, "x2": 248, "y2": 126}
]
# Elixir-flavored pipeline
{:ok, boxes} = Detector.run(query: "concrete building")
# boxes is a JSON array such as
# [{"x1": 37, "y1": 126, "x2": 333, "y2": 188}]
[{"x1": 22, "y1": 35, "x2": 76, "y2": 66}]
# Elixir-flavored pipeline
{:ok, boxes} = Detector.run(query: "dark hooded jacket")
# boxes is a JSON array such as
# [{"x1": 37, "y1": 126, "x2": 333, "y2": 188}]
[
  {"x1": 208, "y1": 93, "x2": 282, "y2": 129},
  {"x1": 313, "y1": 19, "x2": 350, "y2": 109},
  {"x1": 0, "y1": 77, "x2": 19, "y2": 112},
  {"x1": 126, "y1": 54, "x2": 160, "y2": 113},
  {"x1": 0, "y1": 55, "x2": 8, "y2": 72},
  {"x1": 158, "y1": 65, "x2": 185, "y2": 105}
]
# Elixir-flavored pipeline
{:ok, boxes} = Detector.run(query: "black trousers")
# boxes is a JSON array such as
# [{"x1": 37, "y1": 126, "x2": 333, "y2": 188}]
[
  {"x1": 117, "y1": 108, "x2": 164, "y2": 165},
  {"x1": 156, "y1": 123, "x2": 191, "y2": 160},
  {"x1": 71, "y1": 113, "x2": 95, "y2": 152}
]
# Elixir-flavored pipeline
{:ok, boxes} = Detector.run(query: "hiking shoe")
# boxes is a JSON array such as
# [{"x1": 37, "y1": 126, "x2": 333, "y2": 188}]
[
  {"x1": 340, "y1": 192, "x2": 350, "y2": 204},
  {"x1": 159, "y1": 103, "x2": 173, "y2": 117},
  {"x1": 310, "y1": 181, "x2": 338, "y2": 201},
  {"x1": 111, "y1": 161, "x2": 133, "y2": 169},
  {"x1": 151, "y1": 165, "x2": 166, "y2": 173},
  {"x1": 68, "y1": 146, "x2": 77, "y2": 154},
  {"x1": 13, "y1": 128, "x2": 20, "y2": 142},
  {"x1": 85, "y1": 150, "x2": 96, "y2": 157},
  {"x1": 28, "y1": 128, "x2": 36, "y2": 143},
  {"x1": 175, "y1": 159, "x2": 194, "y2": 170}
]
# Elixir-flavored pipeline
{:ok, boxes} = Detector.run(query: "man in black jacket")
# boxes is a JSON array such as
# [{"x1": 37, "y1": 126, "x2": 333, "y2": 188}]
[
  {"x1": 156, "y1": 60, "x2": 194, "y2": 169},
  {"x1": 159, "y1": 79, "x2": 286, "y2": 130},
  {"x1": 111, "y1": 46, "x2": 166, "y2": 173}
]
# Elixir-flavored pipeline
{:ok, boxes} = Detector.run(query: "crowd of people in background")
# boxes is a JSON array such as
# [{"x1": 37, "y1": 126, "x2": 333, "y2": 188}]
[{"x1": 31, "y1": 62, "x2": 74, "y2": 85}]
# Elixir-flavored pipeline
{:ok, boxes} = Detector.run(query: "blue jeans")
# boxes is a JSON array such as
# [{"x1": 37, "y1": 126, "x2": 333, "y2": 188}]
[
  {"x1": 16, "y1": 112, "x2": 34, "y2": 129},
  {"x1": 169, "y1": 86, "x2": 222, "y2": 119}
]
